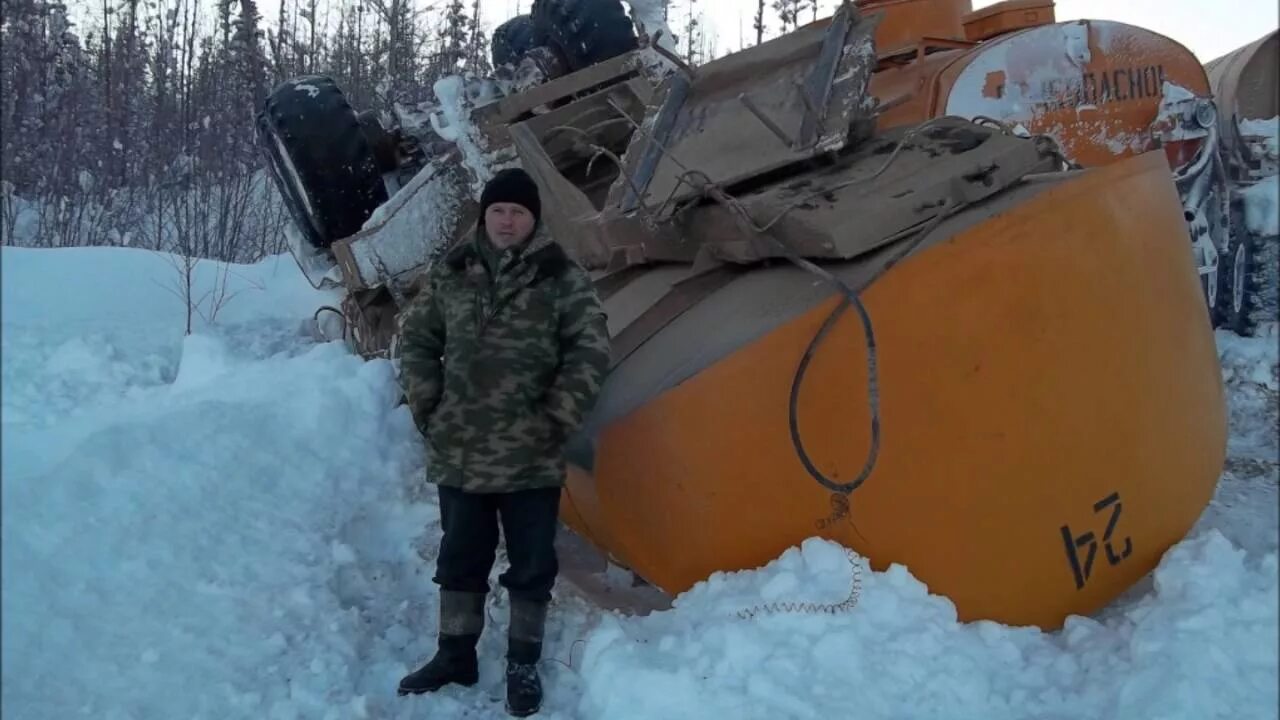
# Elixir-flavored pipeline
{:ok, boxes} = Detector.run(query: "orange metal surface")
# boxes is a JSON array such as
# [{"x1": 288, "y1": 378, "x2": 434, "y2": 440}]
[
  {"x1": 560, "y1": 151, "x2": 1226, "y2": 629},
  {"x1": 869, "y1": 48, "x2": 965, "y2": 129},
  {"x1": 856, "y1": 0, "x2": 973, "y2": 53},
  {"x1": 961, "y1": 0, "x2": 1055, "y2": 42},
  {"x1": 867, "y1": 20, "x2": 1212, "y2": 169}
]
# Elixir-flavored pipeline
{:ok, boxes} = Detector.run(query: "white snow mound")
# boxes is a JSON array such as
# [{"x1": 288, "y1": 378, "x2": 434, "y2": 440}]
[
  {"x1": 1239, "y1": 115, "x2": 1279, "y2": 160},
  {"x1": 1242, "y1": 174, "x2": 1278, "y2": 238},
  {"x1": 2, "y1": 244, "x2": 1277, "y2": 720},
  {"x1": 574, "y1": 534, "x2": 1277, "y2": 720}
]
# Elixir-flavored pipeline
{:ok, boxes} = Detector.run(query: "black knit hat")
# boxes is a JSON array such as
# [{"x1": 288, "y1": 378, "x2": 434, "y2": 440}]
[{"x1": 479, "y1": 168, "x2": 541, "y2": 225}]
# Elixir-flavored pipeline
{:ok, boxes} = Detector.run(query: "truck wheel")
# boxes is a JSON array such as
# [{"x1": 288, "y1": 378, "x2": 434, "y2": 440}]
[
  {"x1": 258, "y1": 75, "x2": 388, "y2": 251},
  {"x1": 530, "y1": 0, "x2": 638, "y2": 72},
  {"x1": 493, "y1": 15, "x2": 537, "y2": 68},
  {"x1": 1223, "y1": 226, "x2": 1279, "y2": 337}
]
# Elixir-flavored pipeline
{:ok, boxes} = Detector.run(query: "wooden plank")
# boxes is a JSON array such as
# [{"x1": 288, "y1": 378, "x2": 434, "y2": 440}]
[
  {"x1": 508, "y1": 121, "x2": 612, "y2": 267},
  {"x1": 491, "y1": 52, "x2": 644, "y2": 125},
  {"x1": 521, "y1": 79, "x2": 651, "y2": 161}
]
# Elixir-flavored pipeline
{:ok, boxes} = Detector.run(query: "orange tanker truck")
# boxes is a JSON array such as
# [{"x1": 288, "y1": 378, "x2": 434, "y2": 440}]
[
  {"x1": 257, "y1": 0, "x2": 1227, "y2": 630},
  {"x1": 1205, "y1": 29, "x2": 1278, "y2": 336},
  {"x1": 859, "y1": 0, "x2": 1232, "y2": 324}
]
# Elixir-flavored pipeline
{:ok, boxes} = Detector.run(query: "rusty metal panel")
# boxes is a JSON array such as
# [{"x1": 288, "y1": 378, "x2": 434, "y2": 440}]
[
  {"x1": 613, "y1": 3, "x2": 879, "y2": 214},
  {"x1": 936, "y1": 19, "x2": 1213, "y2": 169},
  {"x1": 738, "y1": 121, "x2": 1055, "y2": 261},
  {"x1": 856, "y1": 0, "x2": 971, "y2": 53},
  {"x1": 960, "y1": 0, "x2": 1055, "y2": 42},
  {"x1": 598, "y1": 118, "x2": 1057, "y2": 268}
]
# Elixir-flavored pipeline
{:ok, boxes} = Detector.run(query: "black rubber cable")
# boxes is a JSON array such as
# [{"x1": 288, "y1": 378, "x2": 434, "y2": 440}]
[{"x1": 787, "y1": 200, "x2": 957, "y2": 496}]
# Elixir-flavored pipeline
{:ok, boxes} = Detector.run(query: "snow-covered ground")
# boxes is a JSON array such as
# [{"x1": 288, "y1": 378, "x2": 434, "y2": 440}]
[
  {"x1": 3, "y1": 246, "x2": 1276, "y2": 719},
  {"x1": 1243, "y1": 174, "x2": 1278, "y2": 239},
  {"x1": 1239, "y1": 117, "x2": 1279, "y2": 164}
]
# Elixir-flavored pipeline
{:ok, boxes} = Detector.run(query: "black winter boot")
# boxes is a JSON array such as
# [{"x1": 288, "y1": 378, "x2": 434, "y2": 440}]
[
  {"x1": 398, "y1": 590, "x2": 486, "y2": 696},
  {"x1": 505, "y1": 661, "x2": 543, "y2": 717},
  {"x1": 504, "y1": 598, "x2": 548, "y2": 717}
]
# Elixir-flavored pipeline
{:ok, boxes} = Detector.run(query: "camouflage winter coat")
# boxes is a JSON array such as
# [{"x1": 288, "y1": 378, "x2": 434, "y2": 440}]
[{"x1": 398, "y1": 228, "x2": 611, "y2": 493}]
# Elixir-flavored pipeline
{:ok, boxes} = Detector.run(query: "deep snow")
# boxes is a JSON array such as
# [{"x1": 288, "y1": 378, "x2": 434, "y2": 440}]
[
  {"x1": 1239, "y1": 116, "x2": 1279, "y2": 162},
  {"x1": 1243, "y1": 175, "x2": 1278, "y2": 239},
  {"x1": 2, "y1": 246, "x2": 1277, "y2": 719}
]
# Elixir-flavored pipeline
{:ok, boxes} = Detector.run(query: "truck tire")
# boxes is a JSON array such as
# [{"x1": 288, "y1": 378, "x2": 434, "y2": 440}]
[
  {"x1": 530, "y1": 0, "x2": 638, "y2": 72},
  {"x1": 493, "y1": 15, "x2": 537, "y2": 68},
  {"x1": 258, "y1": 75, "x2": 388, "y2": 251},
  {"x1": 1222, "y1": 219, "x2": 1279, "y2": 337}
]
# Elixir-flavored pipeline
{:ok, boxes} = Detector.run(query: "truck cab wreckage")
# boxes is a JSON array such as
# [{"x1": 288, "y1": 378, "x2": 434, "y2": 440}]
[{"x1": 258, "y1": 1, "x2": 1228, "y2": 629}]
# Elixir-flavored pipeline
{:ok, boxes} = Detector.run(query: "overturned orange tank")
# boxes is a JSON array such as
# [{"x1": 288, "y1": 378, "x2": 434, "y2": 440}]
[
  {"x1": 558, "y1": 149, "x2": 1226, "y2": 630},
  {"x1": 508, "y1": 9, "x2": 1231, "y2": 630}
]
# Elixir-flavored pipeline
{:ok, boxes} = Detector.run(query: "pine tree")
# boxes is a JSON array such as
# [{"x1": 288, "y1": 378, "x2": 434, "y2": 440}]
[
  {"x1": 772, "y1": 0, "x2": 808, "y2": 33},
  {"x1": 682, "y1": 0, "x2": 702, "y2": 66}
]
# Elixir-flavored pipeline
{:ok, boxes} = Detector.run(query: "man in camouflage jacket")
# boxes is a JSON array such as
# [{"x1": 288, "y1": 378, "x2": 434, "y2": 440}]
[{"x1": 396, "y1": 168, "x2": 610, "y2": 717}]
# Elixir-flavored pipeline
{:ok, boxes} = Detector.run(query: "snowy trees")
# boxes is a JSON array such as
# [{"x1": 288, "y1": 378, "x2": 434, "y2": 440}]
[
  {"x1": 772, "y1": 0, "x2": 810, "y2": 34},
  {"x1": 1, "y1": 0, "x2": 494, "y2": 259},
  {"x1": 0, "y1": 0, "x2": 851, "y2": 256},
  {"x1": 1, "y1": 0, "x2": 108, "y2": 247},
  {"x1": 681, "y1": 0, "x2": 701, "y2": 66}
]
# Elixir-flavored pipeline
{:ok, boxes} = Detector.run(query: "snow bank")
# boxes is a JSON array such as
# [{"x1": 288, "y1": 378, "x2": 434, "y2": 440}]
[
  {"x1": 3, "y1": 340, "x2": 430, "y2": 719},
  {"x1": 3, "y1": 244, "x2": 1277, "y2": 720},
  {"x1": 1, "y1": 247, "x2": 336, "y2": 429},
  {"x1": 1240, "y1": 116, "x2": 1279, "y2": 160},
  {"x1": 1191, "y1": 328, "x2": 1279, "y2": 562},
  {"x1": 942, "y1": 21, "x2": 1156, "y2": 162},
  {"x1": 575, "y1": 534, "x2": 1277, "y2": 720},
  {"x1": 2, "y1": 246, "x2": 432, "y2": 719},
  {"x1": 1216, "y1": 325, "x2": 1280, "y2": 461},
  {"x1": 1236, "y1": 117, "x2": 1277, "y2": 238},
  {"x1": 1, "y1": 246, "x2": 328, "y2": 327},
  {"x1": 1242, "y1": 174, "x2": 1278, "y2": 238}
]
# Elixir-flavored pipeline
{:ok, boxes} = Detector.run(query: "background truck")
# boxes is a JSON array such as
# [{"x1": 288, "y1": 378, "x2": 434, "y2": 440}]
[{"x1": 1205, "y1": 29, "x2": 1278, "y2": 336}]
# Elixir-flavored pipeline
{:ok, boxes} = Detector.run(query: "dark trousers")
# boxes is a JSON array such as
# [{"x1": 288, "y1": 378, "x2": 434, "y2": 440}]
[{"x1": 433, "y1": 485, "x2": 562, "y2": 604}]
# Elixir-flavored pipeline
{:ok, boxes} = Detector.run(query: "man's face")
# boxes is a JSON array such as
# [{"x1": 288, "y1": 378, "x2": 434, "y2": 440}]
[{"x1": 484, "y1": 202, "x2": 536, "y2": 249}]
